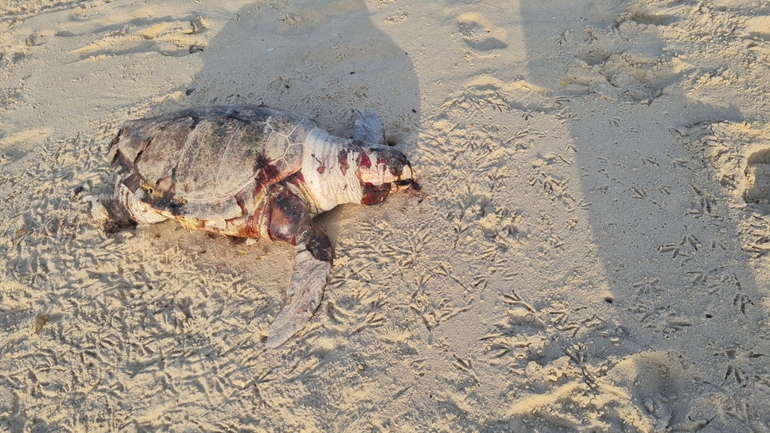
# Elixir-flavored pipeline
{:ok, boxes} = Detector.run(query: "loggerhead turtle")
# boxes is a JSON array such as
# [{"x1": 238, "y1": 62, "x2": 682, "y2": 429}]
[{"x1": 99, "y1": 105, "x2": 415, "y2": 347}]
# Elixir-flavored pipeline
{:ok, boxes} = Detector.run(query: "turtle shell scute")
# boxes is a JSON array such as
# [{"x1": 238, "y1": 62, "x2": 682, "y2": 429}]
[{"x1": 109, "y1": 105, "x2": 315, "y2": 221}]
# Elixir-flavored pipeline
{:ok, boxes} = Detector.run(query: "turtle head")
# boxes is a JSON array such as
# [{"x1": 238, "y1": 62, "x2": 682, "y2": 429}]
[{"x1": 356, "y1": 146, "x2": 416, "y2": 205}]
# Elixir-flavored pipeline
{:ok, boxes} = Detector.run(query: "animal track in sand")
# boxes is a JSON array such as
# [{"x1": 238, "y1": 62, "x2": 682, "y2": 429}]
[
  {"x1": 743, "y1": 16, "x2": 770, "y2": 41},
  {"x1": 385, "y1": 10, "x2": 408, "y2": 24},
  {"x1": 743, "y1": 149, "x2": 770, "y2": 204},
  {"x1": 455, "y1": 13, "x2": 507, "y2": 52},
  {"x1": 559, "y1": 10, "x2": 680, "y2": 103},
  {"x1": 70, "y1": 14, "x2": 210, "y2": 59},
  {"x1": 273, "y1": 0, "x2": 365, "y2": 35},
  {"x1": 617, "y1": 8, "x2": 679, "y2": 26}
]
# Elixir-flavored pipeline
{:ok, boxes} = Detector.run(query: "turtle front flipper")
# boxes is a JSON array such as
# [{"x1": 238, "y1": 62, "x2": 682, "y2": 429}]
[
  {"x1": 266, "y1": 229, "x2": 333, "y2": 348},
  {"x1": 353, "y1": 108, "x2": 386, "y2": 146}
]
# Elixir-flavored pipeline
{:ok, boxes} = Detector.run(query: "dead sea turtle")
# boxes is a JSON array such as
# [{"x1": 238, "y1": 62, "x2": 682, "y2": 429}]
[{"x1": 98, "y1": 105, "x2": 416, "y2": 347}]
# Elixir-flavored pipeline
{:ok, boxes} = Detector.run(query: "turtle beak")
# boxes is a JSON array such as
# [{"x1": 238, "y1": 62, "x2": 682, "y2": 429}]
[{"x1": 394, "y1": 179, "x2": 412, "y2": 192}]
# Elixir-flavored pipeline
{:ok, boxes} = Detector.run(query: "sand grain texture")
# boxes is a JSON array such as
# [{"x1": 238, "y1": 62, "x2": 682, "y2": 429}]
[{"x1": 1, "y1": 0, "x2": 770, "y2": 431}]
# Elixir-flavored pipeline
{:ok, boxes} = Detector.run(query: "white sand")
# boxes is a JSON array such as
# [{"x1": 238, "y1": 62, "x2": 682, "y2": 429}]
[{"x1": 2, "y1": 0, "x2": 770, "y2": 431}]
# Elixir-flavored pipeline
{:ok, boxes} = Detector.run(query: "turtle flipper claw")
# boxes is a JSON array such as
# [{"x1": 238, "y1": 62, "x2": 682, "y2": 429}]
[{"x1": 266, "y1": 247, "x2": 332, "y2": 348}]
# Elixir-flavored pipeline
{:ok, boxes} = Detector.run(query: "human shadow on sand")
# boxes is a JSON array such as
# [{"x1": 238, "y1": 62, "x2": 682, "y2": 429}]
[{"x1": 518, "y1": 0, "x2": 768, "y2": 430}]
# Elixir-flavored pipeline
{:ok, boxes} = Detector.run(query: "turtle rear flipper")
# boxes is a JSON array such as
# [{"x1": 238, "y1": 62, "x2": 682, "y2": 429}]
[
  {"x1": 266, "y1": 243, "x2": 332, "y2": 348},
  {"x1": 86, "y1": 180, "x2": 165, "y2": 233},
  {"x1": 353, "y1": 108, "x2": 386, "y2": 146}
]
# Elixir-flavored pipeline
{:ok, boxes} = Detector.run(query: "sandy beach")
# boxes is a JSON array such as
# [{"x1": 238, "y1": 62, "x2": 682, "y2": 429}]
[{"x1": 1, "y1": 0, "x2": 770, "y2": 431}]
